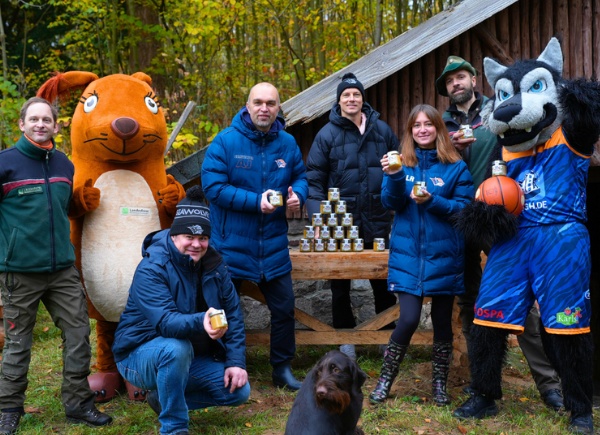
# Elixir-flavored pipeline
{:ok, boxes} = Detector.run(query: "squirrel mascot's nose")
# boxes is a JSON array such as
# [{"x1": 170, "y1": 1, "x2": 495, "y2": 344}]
[{"x1": 111, "y1": 117, "x2": 139, "y2": 140}]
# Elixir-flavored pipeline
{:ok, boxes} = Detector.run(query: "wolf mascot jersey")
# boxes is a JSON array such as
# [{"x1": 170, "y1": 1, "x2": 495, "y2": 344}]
[{"x1": 474, "y1": 128, "x2": 592, "y2": 334}]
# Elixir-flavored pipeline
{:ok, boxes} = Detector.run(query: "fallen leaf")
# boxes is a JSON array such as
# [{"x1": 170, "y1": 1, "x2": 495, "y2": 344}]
[
  {"x1": 43, "y1": 327, "x2": 50, "y2": 332},
  {"x1": 245, "y1": 422, "x2": 252, "y2": 428},
  {"x1": 457, "y1": 424, "x2": 468, "y2": 434},
  {"x1": 519, "y1": 397, "x2": 529, "y2": 402},
  {"x1": 424, "y1": 418, "x2": 431, "y2": 423}
]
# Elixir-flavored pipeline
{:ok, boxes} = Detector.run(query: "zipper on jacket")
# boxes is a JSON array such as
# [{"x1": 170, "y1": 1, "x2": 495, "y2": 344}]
[
  {"x1": 417, "y1": 166, "x2": 426, "y2": 294},
  {"x1": 258, "y1": 138, "x2": 266, "y2": 274},
  {"x1": 43, "y1": 151, "x2": 56, "y2": 272}
]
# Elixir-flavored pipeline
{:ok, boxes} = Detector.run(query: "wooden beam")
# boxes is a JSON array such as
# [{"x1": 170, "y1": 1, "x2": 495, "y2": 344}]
[
  {"x1": 473, "y1": 25, "x2": 513, "y2": 65},
  {"x1": 245, "y1": 329, "x2": 436, "y2": 346},
  {"x1": 289, "y1": 250, "x2": 388, "y2": 280}
]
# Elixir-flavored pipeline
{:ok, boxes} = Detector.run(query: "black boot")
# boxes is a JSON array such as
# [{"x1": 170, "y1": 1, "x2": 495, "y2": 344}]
[
  {"x1": 432, "y1": 341, "x2": 452, "y2": 406},
  {"x1": 272, "y1": 363, "x2": 302, "y2": 391},
  {"x1": 452, "y1": 325, "x2": 508, "y2": 420},
  {"x1": 542, "y1": 333, "x2": 594, "y2": 434},
  {"x1": 453, "y1": 393, "x2": 498, "y2": 419},
  {"x1": 369, "y1": 339, "x2": 408, "y2": 404}
]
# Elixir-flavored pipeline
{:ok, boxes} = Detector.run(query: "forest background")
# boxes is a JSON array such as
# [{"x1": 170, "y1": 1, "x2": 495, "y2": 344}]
[{"x1": 1, "y1": 0, "x2": 458, "y2": 163}]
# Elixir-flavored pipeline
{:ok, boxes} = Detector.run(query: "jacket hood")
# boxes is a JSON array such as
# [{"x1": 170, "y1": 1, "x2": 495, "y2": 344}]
[{"x1": 233, "y1": 107, "x2": 286, "y2": 142}]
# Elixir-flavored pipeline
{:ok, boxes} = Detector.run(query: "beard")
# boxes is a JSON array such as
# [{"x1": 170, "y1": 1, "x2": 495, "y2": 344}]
[{"x1": 450, "y1": 86, "x2": 474, "y2": 106}]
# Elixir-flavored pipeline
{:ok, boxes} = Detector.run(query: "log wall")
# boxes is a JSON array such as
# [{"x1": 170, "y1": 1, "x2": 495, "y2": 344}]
[{"x1": 288, "y1": 0, "x2": 600, "y2": 152}]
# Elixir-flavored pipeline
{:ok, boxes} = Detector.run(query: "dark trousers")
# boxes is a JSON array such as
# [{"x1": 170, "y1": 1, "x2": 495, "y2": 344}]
[
  {"x1": 391, "y1": 293, "x2": 455, "y2": 345},
  {"x1": 0, "y1": 269, "x2": 95, "y2": 413},
  {"x1": 330, "y1": 278, "x2": 397, "y2": 329},
  {"x1": 233, "y1": 274, "x2": 296, "y2": 367}
]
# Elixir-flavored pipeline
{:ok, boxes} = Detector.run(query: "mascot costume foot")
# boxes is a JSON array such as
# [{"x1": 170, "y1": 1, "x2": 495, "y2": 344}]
[
  {"x1": 38, "y1": 72, "x2": 185, "y2": 402},
  {"x1": 452, "y1": 38, "x2": 597, "y2": 435}
]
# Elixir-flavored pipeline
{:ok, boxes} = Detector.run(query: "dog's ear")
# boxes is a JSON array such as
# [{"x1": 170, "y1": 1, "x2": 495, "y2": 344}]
[{"x1": 350, "y1": 359, "x2": 367, "y2": 391}]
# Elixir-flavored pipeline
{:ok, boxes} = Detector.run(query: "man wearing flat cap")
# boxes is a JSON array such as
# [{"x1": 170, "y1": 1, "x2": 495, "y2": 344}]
[
  {"x1": 437, "y1": 56, "x2": 563, "y2": 413},
  {"x1": 113, "y1": 186, "x2": 250, "y2": 435}
]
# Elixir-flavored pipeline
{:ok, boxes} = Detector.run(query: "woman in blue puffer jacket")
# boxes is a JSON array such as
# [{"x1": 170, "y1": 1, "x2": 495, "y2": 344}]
[{"x1": 370, "y1": 104, "x2": 474, "y2": 407}]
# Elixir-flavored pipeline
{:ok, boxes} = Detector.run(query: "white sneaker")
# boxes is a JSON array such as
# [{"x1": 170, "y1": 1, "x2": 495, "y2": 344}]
[{"x1": 339, "y1": 344, "x2": 356, "y2": 360}]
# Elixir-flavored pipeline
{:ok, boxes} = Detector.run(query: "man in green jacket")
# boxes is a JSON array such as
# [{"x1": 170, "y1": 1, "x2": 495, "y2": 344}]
[{"x1": 0, "y1": 98, "x2": 112, "y2": 435}]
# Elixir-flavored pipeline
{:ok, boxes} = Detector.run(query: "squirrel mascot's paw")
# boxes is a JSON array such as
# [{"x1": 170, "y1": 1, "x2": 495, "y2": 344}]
[
  {"x1": 452, "y1": 201, "x2": 518, "y2": 251},
  {"x1": 71, "y1": 178, "x2": 101, "y2": 217},
  {"x1": 158, "y1": 174, "x2": 186, "y2": 216}
]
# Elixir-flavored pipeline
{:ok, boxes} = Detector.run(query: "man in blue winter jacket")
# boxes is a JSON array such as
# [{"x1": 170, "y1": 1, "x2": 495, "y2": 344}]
[
  {"x1": 113, "y1": 187, "x2": 250, "y2": 435},
  {"x1": 201, "y1": 82, "x2": 308, "y2": 391}
]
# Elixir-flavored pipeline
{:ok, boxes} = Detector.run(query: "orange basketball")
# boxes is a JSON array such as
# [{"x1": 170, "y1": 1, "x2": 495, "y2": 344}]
[{"x1": 475, "y1": 175, "x2": 524, "y2": 216}]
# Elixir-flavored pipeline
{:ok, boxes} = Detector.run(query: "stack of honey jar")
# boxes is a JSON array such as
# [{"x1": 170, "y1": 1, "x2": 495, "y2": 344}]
[{"x1": 299, "y1": 187, "x2": 386, "y2": 253}]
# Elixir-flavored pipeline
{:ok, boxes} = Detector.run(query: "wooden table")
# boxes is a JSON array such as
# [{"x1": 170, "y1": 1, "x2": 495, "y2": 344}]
[{"x1": 241, "y1": 249, "x2": 436, "y2": 346}]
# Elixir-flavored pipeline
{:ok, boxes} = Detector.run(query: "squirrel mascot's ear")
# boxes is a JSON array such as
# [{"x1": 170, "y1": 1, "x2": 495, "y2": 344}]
[{"x1": 37, "y1": 71, "x2": 100, "y2": 104}]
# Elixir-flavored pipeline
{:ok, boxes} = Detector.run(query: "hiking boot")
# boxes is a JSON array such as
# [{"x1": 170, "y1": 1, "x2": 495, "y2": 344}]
[
  {"x1": 66, "y1": 407, "x2": 112, "y2": 427},
  {"x1": 453, "y1": 394, "x2": 498, "y2": 419},
  {"x1": 541, "y1": 388, "x2": 564, "y2": 412},
  {"x1": 568, "y1": 414, "x2": 594, "y2": 434},
  {"x1": 0, "y1": 411, "x2": 22, "y2": 435}
]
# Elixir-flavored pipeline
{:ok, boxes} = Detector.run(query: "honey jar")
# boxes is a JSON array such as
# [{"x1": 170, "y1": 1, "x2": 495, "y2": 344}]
[
  {"x1": 459, "y1": 124, "x2": 474, "y2": 139},
  {"x1": 311, "y1": 213, "x2": 323, "y2": 227},
  {"x1": 347, "y1": 225, "x2": 359, "y2": 239},
  {"x1": 387, "y1": 151, "x2": 402, "y2": 171},
  {"x1": 491, "y1": 160, "x2": 507, "y2": 176},
  {"x1": 334, "y1": 226, "x2": 345, "y2": 240},
  {"x1": 326, "y1": 215, "x2": 338, "y2": 227},
  {"x1": 326, "y1": 239, "x2": 338, "y2": 252},
  {"x1": 373, "y1": 238, "x2": 386, "y2": 251},
  {"x1": 341, "y1": 213, "x2": 353, "y2": 227},
  {"x1": 269, "y1": 191, "x2": 283, "y2": 207},
  {"x1": 209, "y1": 310, "x2": 228, "y2": 329},
  {"x1": 340, "y1": 239, "x2": 352, "y2": 252},
  {"x1": 314, "y1": 239, "x2": 325, "y2": 252},
  {"x1": 413, "y1": 181, "x2": 427, "y2": 197},
  {"x1": 299, "y1": 239, "x2": 312, "y2": 252},
  {"x1": 335, "y1": 200, "x2": 347, "y2": 214},
  {"x1": 328, "y1": 187, "x2": 340, "y2": 202},
  {"x1": 303, "y1": 225, "x2": 315, "y2": 239},
  {"x1": 320, "y1": 226, "x2": 331, "y2": 240},
  {"x1": 353, "y1": 238, "x2": 364, "y2": 252},
  {"x1": 320, "y1": 200, "x2": 332, "y2": 214}
]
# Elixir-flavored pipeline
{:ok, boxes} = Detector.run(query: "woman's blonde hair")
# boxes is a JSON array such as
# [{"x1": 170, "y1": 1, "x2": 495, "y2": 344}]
[{"x1": 400, "y1": 104, "x2": 461, "y2": 167}]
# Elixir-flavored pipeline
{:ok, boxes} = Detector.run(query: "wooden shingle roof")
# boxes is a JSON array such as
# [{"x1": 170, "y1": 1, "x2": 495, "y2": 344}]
[{"x1": 281, "y1": 0, "x2": 519, "y2": 127}]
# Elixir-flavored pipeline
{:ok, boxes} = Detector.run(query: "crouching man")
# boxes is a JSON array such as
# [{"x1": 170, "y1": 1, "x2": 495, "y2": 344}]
[{"x1": 113, "y1": 187, "x2": 250, "y2": 435}]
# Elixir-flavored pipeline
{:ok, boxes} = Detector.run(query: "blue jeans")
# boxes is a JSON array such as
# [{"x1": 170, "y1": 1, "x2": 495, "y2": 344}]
[{"x1": 116, "y1": 337, "x2": 250, "y2": 435}]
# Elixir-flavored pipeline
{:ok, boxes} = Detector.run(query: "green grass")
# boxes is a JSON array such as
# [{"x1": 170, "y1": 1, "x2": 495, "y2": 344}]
[{"x1": 3, "y1": 306, "x2": 598, "y2": 434}]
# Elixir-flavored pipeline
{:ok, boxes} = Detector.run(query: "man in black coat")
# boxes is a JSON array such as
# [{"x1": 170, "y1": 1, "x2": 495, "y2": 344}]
[{"x1": 306, "y1": 73, "x2": 398, "y2": 359}]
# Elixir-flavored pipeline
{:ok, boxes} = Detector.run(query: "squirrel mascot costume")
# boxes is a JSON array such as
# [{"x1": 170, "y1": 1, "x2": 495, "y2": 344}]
[
  {"x1": 452, "y1": 38, "x2": 597, "y2": 434},
  {"x1": 37, "y1": 72, "x2": 185, "y2": 402}
]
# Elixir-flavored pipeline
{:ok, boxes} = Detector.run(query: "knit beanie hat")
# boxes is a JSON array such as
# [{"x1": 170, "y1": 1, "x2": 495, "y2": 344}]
[
  {"x1": 170, "y1": 186, "x2": 211, "y2": 237},
  {"x1": 336, "y1": 73, "x2": 365, "y2": 102}
]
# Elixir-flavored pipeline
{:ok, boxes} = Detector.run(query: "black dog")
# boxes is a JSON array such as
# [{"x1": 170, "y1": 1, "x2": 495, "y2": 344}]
[{"x1": 285, "y1": 350, "x2": 367, "y2": 435}]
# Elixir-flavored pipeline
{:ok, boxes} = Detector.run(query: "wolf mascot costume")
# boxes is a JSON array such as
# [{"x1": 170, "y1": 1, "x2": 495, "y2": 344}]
[{"x1": 452, "y1": 38, "x2": 597, "y2": 434}]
